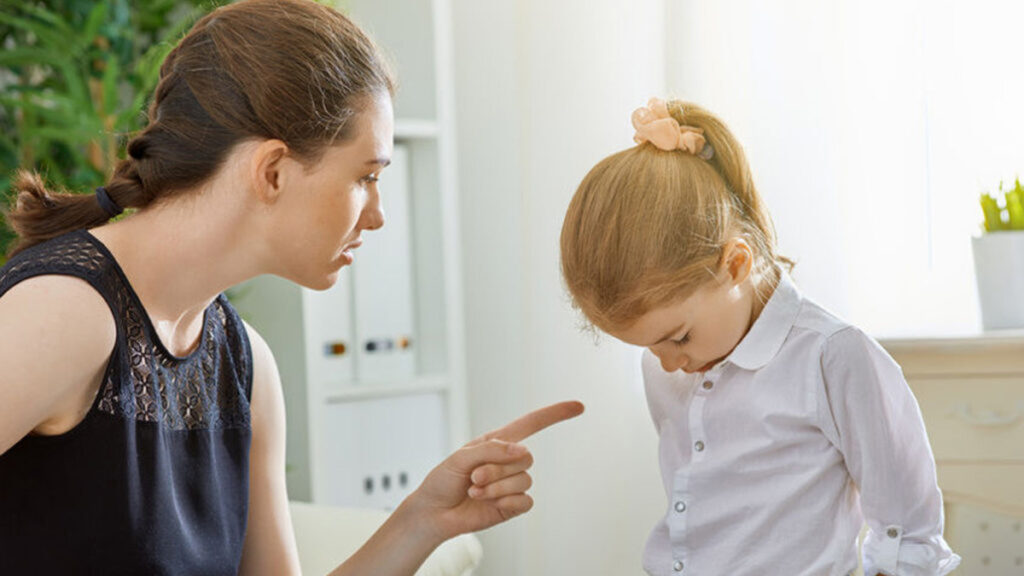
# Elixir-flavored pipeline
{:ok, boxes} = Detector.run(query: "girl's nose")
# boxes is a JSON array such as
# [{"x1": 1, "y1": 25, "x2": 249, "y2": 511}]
[{"x1": 651, "y1": 348, "x2": 686, "y2": 373}]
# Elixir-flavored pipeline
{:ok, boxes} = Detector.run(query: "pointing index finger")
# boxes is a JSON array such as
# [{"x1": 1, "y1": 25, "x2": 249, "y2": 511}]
[{"x1": 479, "y1": 401, "x2": 585, "y2": 444}]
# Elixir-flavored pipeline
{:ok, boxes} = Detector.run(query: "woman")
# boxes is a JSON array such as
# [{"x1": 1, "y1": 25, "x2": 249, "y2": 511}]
[{"x1": 0, "y1": 0, "x2": 583, "y2": 573}]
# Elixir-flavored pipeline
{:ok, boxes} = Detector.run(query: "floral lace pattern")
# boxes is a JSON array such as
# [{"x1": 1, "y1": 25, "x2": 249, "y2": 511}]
[{"x1": 0, "y1": 231, "x2": 252, "y2": 431}]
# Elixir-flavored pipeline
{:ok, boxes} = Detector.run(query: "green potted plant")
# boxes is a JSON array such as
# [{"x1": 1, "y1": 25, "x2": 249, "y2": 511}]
[
  {"x1": 0, "y1": 0, "x2": 225, "y2": 266},
  {"x1": 973, "y1": 178, "x2": 1024, "y2": 330}
]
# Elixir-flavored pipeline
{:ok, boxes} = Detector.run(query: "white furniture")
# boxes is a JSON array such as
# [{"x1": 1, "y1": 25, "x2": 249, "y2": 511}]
[
  {"x1": 232, "y1": 0, "x2": 468, "y2": 512},
  {"x1": 880, "y1": 333, "x2": 1024, "y2": 574},
  {"x1": 289, "y1": 502, "x2": 482, "y2": 576}
]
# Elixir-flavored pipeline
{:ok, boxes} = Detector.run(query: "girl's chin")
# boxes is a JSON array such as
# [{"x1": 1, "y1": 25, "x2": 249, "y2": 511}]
[{"x1": 683, "y1": 360, "x2": 717, "y2": 374}]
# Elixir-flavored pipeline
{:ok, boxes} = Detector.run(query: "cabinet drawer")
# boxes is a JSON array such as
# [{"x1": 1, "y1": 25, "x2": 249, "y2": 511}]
[
  {"x1": 937, "y1": 463, "x2": 1024, "y2": 517},
  {"x1": 908, "y1": 377, "x2": 1024, "y2": 462}
]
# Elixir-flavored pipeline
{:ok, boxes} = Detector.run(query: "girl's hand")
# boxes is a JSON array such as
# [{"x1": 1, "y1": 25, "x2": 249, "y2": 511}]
[{"x1": 405, "y1": 401, "x2": 585, "y2": 542}]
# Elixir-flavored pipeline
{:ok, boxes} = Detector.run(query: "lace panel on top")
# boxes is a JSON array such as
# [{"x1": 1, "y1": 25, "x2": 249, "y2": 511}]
[{"x1": 0, "y1": 231, "x2": 252, "y2": 431}]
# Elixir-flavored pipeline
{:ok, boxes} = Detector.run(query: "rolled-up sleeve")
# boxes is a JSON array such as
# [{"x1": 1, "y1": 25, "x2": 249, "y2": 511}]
[{"x1": 819, "y1": 327, "x2": 961, "y2": 576}]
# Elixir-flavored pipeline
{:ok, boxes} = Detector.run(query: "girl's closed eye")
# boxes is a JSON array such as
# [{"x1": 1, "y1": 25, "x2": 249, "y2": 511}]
[
  {"x1": 672, "y1": 333, "x2": 690, "y2": 345},
  {"x1": 361, "y1": 173, "x2": 380, "y2": 185}
]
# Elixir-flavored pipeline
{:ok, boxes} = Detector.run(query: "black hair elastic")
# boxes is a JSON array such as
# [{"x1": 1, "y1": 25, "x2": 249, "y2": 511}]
[{"x1": 95, "y1": 186, "x2": 123, "y2": 218}]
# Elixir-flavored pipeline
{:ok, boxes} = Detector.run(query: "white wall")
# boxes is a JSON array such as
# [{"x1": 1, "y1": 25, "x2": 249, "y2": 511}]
[
  {"x1": 453, "y1": 1, "x2": 1024, "y2": 573},
  {"x1": 667, "y1": 0, "x2": 1024, "y2": 337},
  {"x1": 452, "y1": 1, "x2": 667, "y2": 574}
]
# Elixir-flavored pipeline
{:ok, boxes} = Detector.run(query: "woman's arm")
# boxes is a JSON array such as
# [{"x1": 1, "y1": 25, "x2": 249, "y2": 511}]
[
  {"x1": 237, "y1": 323, "x2": 303, "y2": 575},
  {"x1": 238, "y1": 322, "x2": 583, "y2": 576},
  {"x1": 0, "y1": 275, "x2": 115, "y2": 456}
]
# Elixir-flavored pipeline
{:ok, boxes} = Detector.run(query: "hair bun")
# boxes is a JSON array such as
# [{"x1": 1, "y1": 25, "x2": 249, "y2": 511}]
[{"x1": 127, "y1": 137, "x2": 148, "y2": 160}]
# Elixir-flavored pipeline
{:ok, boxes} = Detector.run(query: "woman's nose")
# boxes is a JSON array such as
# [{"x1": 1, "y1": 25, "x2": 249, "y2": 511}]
[{"x1": 361, "y1": 190, "x2": 386, "y2": 231}]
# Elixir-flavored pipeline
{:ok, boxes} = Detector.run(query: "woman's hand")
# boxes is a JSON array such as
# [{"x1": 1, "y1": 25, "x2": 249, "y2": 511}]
[
  {"x1": 405, "y1": 401, "x2": 585, "y2": 543},
  {"x1": 327, "y1": 401, "x2": 584, "y2": 576}
]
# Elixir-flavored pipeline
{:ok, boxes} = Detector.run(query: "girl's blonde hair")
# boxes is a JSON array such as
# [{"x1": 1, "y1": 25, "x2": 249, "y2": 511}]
[{"x1": 560, "y1": 100, "x2": 792, "y2": 333}]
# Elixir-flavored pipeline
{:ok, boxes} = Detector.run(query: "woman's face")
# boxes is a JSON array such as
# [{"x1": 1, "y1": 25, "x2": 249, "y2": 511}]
[{"x1": 264, "y1": 93, "x2": 394, "y2": 290}]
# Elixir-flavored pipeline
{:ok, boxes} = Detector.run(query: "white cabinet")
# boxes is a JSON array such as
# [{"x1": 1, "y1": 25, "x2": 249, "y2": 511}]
[
  {"x1": 232, "y1": 0, "x2": 466, "y2": 507},
  {"x1": 881, "y1": 334, "x2": 1024, "y2": 573},
  {"x1": 316, "y1": 393, "x2": 448, "y2": 511}
]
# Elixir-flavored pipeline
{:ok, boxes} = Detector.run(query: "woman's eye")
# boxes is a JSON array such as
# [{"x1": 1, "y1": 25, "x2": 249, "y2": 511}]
[
  {"x1": 672, "y1": 333, "x2": 690, "y2": 345},
  {"x1": 362, "y1": 174, "x2": 380, "y2": 184}
]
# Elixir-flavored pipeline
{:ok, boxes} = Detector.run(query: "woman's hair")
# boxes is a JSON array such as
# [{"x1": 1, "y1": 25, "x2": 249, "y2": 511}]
[
  {"x1": 4, "y1": 0, "x2": 395, "y2": 257},
  {"x1": 560, "y1": 100, "x2": 792, "y2": 334}
]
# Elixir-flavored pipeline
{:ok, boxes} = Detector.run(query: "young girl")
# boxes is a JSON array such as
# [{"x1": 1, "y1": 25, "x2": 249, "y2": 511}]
[
  {"x1": 560, "y1": 98, "x2": 959, "y2": 576},
  {"x1": 0, "y1": 1, "x2": 582, "y2": 573}
]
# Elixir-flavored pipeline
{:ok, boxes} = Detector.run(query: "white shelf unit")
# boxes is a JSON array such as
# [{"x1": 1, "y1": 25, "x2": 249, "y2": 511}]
[{"x1": 232, "y1": 0, "x2": 467, "y2": 509}]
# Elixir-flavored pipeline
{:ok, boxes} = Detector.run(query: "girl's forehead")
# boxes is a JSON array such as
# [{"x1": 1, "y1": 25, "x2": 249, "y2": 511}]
[{"x1": 614, "y1": 292, "x2": 706, "y2": 346}]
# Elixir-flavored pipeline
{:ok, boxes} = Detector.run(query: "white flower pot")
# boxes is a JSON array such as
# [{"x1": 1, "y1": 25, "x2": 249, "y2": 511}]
[{"x1": 971, "y1": 231, "x2": 1024, "y2": 330}]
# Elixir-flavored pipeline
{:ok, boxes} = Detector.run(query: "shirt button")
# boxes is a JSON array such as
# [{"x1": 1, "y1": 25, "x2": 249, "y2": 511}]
[
  {"x1": 887, "y1": 527, "x2": 899, "y2": 539},
  {"x1": 673, "y1": 560, "x2": 684, "y2": 572},
  {"x1": 702, "y1": 380, "x2": 713, "y2": 390},
  {"x1": 694, "y1": 440, "x2": 705, "y2": 452},
  {"x1": 675, "y1": 501, "x2": 686, "y2": 512}
]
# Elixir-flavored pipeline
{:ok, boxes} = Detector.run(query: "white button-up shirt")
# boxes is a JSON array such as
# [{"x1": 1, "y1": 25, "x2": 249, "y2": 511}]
[{"x1": 641, "y1": 273, "x2": 960, "y2": 576}]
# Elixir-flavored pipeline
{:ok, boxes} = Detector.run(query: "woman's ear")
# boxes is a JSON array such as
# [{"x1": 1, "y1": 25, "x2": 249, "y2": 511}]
[
  {"x1": 719, "y1": 238, "x2": 754, "y2": 286},
  {"x1": 248, "y1": 139, "x2": 291, "y2": 205}
]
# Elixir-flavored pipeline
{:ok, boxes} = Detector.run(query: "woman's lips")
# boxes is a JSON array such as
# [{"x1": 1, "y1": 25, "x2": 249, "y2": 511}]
[{"x1": 339, "y1": 240, "x2": 362, "y2": 265}]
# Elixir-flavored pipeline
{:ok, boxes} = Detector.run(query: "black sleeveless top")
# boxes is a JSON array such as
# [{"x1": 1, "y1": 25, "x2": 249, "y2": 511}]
[{"x1": 0, "y1": 229, "x2": 253, "y2": 575}]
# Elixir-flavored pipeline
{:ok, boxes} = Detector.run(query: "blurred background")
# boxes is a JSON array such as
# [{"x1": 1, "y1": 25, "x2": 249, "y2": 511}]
[{"x1": 3, "y1": 0, "x2": 1024, "y2": 574}]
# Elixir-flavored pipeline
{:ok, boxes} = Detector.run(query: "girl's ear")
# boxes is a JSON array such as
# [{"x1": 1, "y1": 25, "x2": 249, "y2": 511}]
[{"x1": 719, "y1": 238, "x2": 754, "y2": 286}]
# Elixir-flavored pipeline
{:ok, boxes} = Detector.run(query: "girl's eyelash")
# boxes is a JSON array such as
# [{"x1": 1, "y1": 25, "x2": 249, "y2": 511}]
[
  {"x1": 673, "y1": 333, "x2": 690, "y2": 345},
  {"x1": 362, "y1": 174, "x2": 379, "y2": 184}
]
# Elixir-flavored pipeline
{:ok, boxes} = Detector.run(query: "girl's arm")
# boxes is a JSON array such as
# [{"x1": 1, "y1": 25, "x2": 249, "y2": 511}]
[
  {"x1": 818, "y1": 327, "x2": 960, "y2": 576},
  {"x1": 238, "y1": 321, "x2": 583, "y2": 576}
]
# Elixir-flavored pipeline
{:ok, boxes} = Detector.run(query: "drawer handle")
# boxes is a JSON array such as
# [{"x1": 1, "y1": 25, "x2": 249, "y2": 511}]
[{"x1": 948, "y1": 402, "x2": 1024, "y2": 428}]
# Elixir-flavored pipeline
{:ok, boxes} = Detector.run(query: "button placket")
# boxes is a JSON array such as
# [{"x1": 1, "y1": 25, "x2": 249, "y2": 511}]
[
  {"x1": 688, "y1": 393, "x2": 708, "y2": 463},
  {"x1": 668, "y1": 467, "x2": 691, "y2": 572}
]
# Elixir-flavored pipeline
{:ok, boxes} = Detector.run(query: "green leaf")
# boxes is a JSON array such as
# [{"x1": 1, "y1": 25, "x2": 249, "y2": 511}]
[
  {"x1": 0, "y1": 12, "x2": 72, "y2": 53},
  {"x1": 30, "y1": 125, "x2": 103, "y2": 144},
  {"x1": 54, "y1": 61, "x2": 90, "y2": 117},
  {"x1": 80, "y1": 2, "x2": 108, "y2": 52},
  {"x1": 0, "y1": 92, "x2": 92, "y2": 127},
  {"x1": 980, "y1": 193, "x2": 1004, "y2": 232},
  {"x1": 14, "y1": 3, "x2": 73, "y2": 37},
  {"x1": 0, "y1": 46, "x2": 71, "y2": 70},
  {"x1": 134, "y1": 40, "x2": 174, "y2": 91},
  {"x1": 101, "y1": 54, "x2": 121, "y2": 116}
]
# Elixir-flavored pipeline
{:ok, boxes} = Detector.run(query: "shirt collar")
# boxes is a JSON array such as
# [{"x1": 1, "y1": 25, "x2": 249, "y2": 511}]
[{"x1": 717, "y1": 271, "x2": 802, "y2": 372}]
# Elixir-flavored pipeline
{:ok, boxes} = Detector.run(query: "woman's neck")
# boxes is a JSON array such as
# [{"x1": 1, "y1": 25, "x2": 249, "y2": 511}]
[{"x1": 88, "y1": 186, "x2": 263, "y2": 355}]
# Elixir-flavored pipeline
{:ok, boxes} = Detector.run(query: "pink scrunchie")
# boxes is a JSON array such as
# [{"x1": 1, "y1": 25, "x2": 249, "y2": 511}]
[{"x1": 631, "y1": 97, "x2": 709, "y2": 157}]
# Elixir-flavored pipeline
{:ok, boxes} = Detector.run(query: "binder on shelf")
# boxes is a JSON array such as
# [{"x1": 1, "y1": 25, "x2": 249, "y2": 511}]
[{"x1": 302, "y1": 270, "x2": 355, "y2": 386}]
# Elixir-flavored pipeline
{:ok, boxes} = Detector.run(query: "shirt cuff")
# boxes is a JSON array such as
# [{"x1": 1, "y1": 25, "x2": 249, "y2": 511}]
[{"x1": 862, "y1": 525, "x2": 962, "y2": 576}]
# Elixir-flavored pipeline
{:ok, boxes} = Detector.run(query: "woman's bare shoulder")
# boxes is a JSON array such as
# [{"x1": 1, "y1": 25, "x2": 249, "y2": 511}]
[{"x1": 0, "y1": 274, "x2": 116, "y2": 454}]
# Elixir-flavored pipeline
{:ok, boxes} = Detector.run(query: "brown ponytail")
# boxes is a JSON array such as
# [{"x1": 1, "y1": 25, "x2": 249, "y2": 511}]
[{"x1": 5, "y1": 0, "x2": 395, "y2": 258}]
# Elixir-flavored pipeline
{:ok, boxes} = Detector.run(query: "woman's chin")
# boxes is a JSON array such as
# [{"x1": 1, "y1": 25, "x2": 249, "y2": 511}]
[{"x1": 287, "y1": 266, "x2": 342, "y2": 292}]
